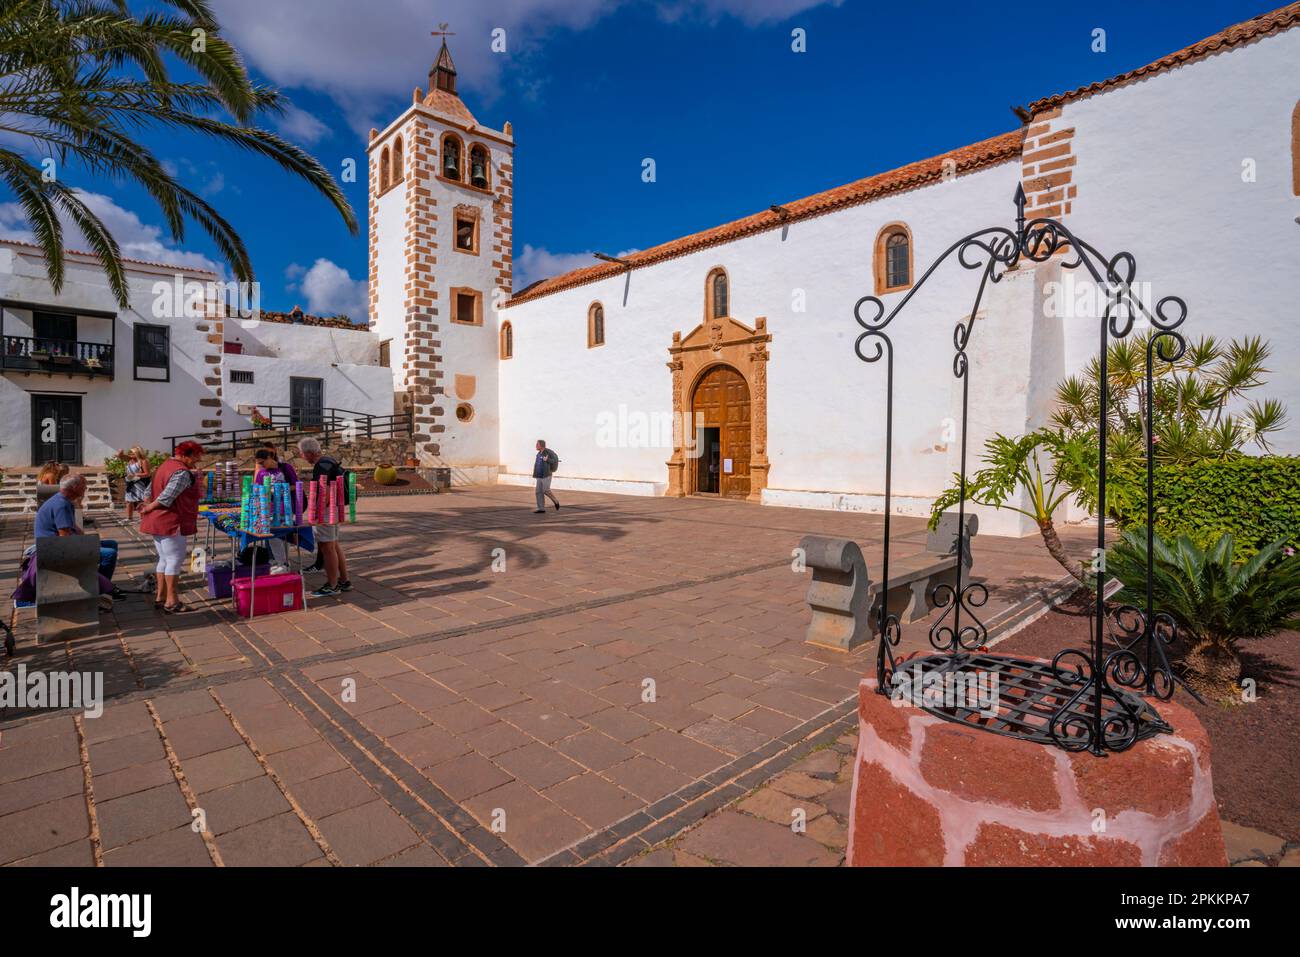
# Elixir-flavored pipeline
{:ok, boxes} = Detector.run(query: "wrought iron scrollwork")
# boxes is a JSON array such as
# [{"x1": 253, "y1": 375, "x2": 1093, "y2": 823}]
[
  {"x1": 852, "y1": 186, "x2": 1192, "y2": 755},
  {"x1": 928, "y1": 581, "x2": 988, "y2": 653}
]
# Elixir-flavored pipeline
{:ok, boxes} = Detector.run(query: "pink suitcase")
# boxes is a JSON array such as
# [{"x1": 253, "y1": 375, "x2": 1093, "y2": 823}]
[{"x1": 234, "y1": 572, "x2": 304, "y2": 618}]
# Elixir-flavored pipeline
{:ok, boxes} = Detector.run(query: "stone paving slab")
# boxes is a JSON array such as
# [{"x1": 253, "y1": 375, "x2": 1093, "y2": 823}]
[{"x1": 2, "y1": 485, "x2": 1095, "y2": 866}]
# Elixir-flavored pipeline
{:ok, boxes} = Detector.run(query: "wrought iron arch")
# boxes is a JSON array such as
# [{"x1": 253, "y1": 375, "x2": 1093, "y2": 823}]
[{"x1": 855, "y1": 186, "x2": 1194, "y2": 756}]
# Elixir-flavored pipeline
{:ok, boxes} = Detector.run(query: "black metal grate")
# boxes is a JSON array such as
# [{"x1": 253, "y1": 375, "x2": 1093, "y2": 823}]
[{"x1": 893, "y1": 652, "x2": 1172, "y2": 751}]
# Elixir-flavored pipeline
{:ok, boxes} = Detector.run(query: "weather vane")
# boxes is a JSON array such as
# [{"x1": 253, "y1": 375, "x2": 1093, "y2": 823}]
[{"x1": 432, "y1": 23, "x2": 455, "y2": 40}]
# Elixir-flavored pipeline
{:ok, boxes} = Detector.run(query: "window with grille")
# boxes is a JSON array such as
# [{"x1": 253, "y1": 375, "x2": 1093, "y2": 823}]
[
  {"x1": 710, "y1": 271, "x2": 728, "y2": 319},
  {"x1": 230, "y1": 369, "x2": 254, "y2": 384},
  {"x1": 886, "y1": 233, "x2": 910, "y2": 288},
  {"x1": 134, "y1": 323, "x2": 170, "y2": 381}
]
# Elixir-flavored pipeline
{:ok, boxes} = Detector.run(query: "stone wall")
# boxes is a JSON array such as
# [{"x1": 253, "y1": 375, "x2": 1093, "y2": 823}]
[
  {"x1": 196, "y1": 433, "x2": 414, "y2": 472},
  {"x1": 847, "y1": 670, "x2": 1227, "y2": 866}
]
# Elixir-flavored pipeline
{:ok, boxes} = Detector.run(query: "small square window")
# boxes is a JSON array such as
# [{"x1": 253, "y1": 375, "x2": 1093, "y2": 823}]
[
  {"x1": 451, "y1": 287, "x2": 482, "y2": 326},
  {"x1": 230, "y1": 369, "x2": 254, "y2": 384}
]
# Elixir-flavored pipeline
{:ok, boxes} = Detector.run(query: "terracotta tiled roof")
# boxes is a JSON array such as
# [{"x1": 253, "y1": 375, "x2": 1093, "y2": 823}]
[
  {"x1": 421, "y1": 88, "x2": 476, "y2": 124},
  {"x1": 256, "y1": 305, "x2": 366, "y2": 330},
  {"x1": 505, "y1": 130, "x2": 1024, "y2": 306},
  {"x1": 1028, "y1": 1, "x2": 1300, "y2": 112},
  {"x1": 0, "y1": 238, "x2": 218, "y2": 276}
]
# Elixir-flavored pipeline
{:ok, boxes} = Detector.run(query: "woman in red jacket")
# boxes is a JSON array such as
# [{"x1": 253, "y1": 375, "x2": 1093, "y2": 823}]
[{"x1": 138, "y1": 441, "x2": 204, "y2": 612}]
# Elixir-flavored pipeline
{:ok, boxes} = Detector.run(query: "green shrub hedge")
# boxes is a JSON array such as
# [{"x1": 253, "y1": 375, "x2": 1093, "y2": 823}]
[{"x1": 1111, "y1": 456, "x2": 1300, "y2": 558}]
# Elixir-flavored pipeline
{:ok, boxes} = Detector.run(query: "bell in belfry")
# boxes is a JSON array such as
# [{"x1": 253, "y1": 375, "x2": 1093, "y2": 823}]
[{"x1": 471, "y1": 153, "x2": 487, "y2": 188}]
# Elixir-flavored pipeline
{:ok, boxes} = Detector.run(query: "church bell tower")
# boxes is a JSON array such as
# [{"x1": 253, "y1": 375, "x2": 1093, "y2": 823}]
[{"x1": 366, "y1": 29, "x2": 514, "y2": 482}]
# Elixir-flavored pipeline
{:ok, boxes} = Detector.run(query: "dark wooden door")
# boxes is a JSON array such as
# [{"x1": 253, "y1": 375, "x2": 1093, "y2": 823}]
[
  {"x1": 290, "y1": 376, "x2": 324, "y2": 429},
  {"x1": 690, "y1": 365, "x2": 750, "y2": 499},
  {"x1": 31, "y1": 394, "x2": 82, "y2": 465}
]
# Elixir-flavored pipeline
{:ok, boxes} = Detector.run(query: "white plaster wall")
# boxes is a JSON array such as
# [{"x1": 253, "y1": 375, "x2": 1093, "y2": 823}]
[
  {"x1": 499, "y1": 161, "x2": 1028, "y2": 500},
  {"x1": 225, "y1": 318, "x2": 378, "y2": 365},
  {"x1": 1059, "y1": 28, "x2": 1300, "y2": 454},
  {"x1": 221, "y1": 354, "x2": 394, "y2": 421},
  {"x1": 0, "y1": 245, "x2": 218, "y2": 466},
  {"x1": 498, "y1": 29, "x2": 1300, "y2": 522},
  {"x1": 431, "y1": 136, "x2": 509, "y2": 472},
  {"x1": 372, "y1": 176, "x2": 407, "y2": 397}
]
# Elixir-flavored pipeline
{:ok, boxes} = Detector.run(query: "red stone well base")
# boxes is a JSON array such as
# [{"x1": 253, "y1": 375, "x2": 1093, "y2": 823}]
[{"x1": 847, "y1": 669, "x2": 1227, "y2": 866}]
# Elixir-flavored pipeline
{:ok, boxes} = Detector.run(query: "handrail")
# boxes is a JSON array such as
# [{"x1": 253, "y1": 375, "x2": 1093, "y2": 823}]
[{"x1": 165, "y1": 407, "x2": 412, "y2": 455}]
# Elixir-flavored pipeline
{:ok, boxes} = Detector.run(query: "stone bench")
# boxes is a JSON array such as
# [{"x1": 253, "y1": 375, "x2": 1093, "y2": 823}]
[
  {"x1": 800, "y1": 512, "x2": 978, "y2": 651},
  {"x1": 35, "y1": 534, "x2": 102, "y2": 642},
  {"x1": 868, "y1": 512, "x2": 978, "y2": 625},
  {"x1": 800, "y1": 536, "x2": 873, "y2": 651}
]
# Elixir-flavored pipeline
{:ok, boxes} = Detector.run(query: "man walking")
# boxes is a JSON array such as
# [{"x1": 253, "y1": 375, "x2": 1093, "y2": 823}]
[
  {"x1": 297, "y1": 438, "x2": 352, "y2": 597},
  {"x1": 533, "y1": 439, "x2": 560, "y2": 514}
]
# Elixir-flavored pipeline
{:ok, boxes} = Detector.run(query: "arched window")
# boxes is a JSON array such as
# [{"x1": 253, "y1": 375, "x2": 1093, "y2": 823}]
[
  {"x1": 874, "y1": 223, "x2": 913, "y2": 295},
  {"x1": 441, "y1": 132, "x2": 463, "y2": 181},
  {"x1": 500, "y1": 321, "x2": 513, "y2": 359},
  {"x1": 706, "y1": 268, "x2": 729, "y2": 319},
  {"x1": 392, "y1": 136, "x2": 404, "y2": 183},
  {"x1": 588, "y1": 302, "x2": 605, "y2": 348},
  {"x1": 1293, "y1": 101, "x2": 1300, "y2": 196},
  {"x1": 379, "y1": 146, "x2": 391, "y2": 193},
  {"x1": 469, "y1": 144, "x2": 490, "y2": 190}
]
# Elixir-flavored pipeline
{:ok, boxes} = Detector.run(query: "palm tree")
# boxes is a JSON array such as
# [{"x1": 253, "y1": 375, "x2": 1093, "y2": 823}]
[
  {"x1": 0, "y1": 0, "x2": 356, "y2": 307},
  {"x1": 1050, "y1": 333, "x2": 1287, "y2": 462}
]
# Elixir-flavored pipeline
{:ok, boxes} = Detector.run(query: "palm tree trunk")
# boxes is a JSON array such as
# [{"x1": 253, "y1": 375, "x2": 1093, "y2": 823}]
[
  {"x1": 1184, "y1": 637, "x2": 1242, "y2": 701},
  {"x1": 1038, "y1": 518, "x2": 1091, "y2": 589}
]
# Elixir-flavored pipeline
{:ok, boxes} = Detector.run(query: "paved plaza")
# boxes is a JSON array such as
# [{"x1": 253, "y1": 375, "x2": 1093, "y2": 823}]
[{"x1": 0, "y1": 487, "x2": 1090, "y2": 866}]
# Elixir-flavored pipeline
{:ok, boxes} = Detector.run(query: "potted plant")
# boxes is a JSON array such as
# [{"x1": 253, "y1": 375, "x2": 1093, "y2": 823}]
[
  {"x1": 373, "y1": 462, "x2": 399, "y2": 486},
  {"x1": 248, "y1": 406, "x2": 272, "y2": 429}
]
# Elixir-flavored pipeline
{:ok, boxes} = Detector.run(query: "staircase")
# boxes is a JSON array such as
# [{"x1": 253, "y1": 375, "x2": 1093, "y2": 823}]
[{"x1": 0, "y1": 470, "x2": 114, "y2": 514}]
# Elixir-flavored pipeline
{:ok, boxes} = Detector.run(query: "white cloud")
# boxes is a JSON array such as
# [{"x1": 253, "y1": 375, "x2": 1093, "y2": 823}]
[
  {"x1": 211, "y1": 0, "x2": 612, "y2": 131},
  {"x1": 276, "y1": 103, "x2": 331, "y2": 146},
  {"x1": 655, "y1": 0, "x2": 842, "y2": 25},
  {"x1": 287, "y1": 258, "x2": 368, "y2": 319},
  {"x1": 515, "y1": 243, "x2": 639, "y2": 290},
  {"x1": 0, "y1": 191, "x2": 222, "y2": 274},
  {"x1": 209, "y1": 0, "x2": 840, "y2": 132}
]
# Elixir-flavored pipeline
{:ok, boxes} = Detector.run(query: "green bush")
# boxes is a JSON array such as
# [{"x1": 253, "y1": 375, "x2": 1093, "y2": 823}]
[
  {"x1": 1110, "y1": 456, "x2": 1300, "y2": 559},
  {"x1": 104, "y1": 449, "x2": 167, "y2": 482}
]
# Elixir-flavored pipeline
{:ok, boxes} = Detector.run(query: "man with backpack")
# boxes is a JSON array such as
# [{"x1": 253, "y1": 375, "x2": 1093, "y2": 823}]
[{"x1": 533, "y1": 439, "x2": 560, "y2": 514}]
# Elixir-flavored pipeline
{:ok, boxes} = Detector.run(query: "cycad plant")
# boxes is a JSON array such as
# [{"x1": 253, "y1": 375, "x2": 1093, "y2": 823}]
[
  {"x1": 0, "y1": 0, "x2": 356, "y2": 307},
  {"x1": 1106, "y1": 529, "x2": 1300, "y2": 699}
]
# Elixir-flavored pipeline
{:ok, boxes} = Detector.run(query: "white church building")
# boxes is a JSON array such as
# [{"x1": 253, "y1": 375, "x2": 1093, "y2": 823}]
[
  {"x1": 366, "y1": 4, "x2": 1300, "y2": 534},
  {"x1": 4, "y1": 2, "x2": 1295, "y2": 540}
]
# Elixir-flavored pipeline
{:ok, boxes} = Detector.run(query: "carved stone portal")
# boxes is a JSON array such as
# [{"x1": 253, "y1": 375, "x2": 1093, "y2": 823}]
[{"x1": 667, "y1": 315, "x2": 771, "y2": 502}]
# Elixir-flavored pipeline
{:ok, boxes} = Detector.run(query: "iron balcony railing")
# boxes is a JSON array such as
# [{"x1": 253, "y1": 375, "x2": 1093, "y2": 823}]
[
  {"x1": 2, "y1": 335, "x2": 115, "y2": 377},
  {"x1": 166, "y1": 407, "x2": 412, "y2": 457}
]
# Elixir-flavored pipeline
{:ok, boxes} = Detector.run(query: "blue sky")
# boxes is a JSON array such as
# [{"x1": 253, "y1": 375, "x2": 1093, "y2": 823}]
[{"x1": 0, "y1": 0, "x2": 1280, "y2": 317}]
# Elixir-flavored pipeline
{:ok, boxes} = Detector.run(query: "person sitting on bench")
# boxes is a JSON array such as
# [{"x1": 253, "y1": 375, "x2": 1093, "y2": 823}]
[{"x1": 11, "y1": 474, "x2": 120, "y2": 607}]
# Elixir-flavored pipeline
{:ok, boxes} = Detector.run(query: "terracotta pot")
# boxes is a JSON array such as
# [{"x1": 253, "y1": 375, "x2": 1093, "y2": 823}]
[{"x1": 373, "y1": 463, "x2": 399, "y2": 486}]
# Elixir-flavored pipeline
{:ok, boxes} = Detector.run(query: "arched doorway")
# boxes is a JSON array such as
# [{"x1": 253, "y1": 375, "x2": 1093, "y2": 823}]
[{"x1": 690, "y1": 364, "x2": 751, "y2": 498}]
